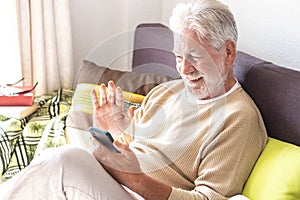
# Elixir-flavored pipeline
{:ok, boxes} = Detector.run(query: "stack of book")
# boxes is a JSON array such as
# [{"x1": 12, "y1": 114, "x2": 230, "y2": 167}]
[
  {"x1": 0, "y1": 103, "x2": 38, "y2": 119},
  {"x1": 0, "y1": 85, "x2": 37, "y2": 119}
]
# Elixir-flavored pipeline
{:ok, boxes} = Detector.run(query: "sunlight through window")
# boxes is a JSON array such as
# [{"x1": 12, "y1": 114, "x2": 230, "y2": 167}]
[{"x1": 0, "y1": 1, "x2": 22, "y2": 85}]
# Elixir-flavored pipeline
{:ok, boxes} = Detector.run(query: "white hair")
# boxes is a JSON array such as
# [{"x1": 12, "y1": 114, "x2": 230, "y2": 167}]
[{"x1": 169, "y1": 0, "x2": 238, "y2": 50}]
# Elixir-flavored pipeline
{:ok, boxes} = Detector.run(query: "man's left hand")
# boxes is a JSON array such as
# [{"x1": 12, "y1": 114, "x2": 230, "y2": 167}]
[{"x1": 93, "y1": 140, "x2": 144, "y2": 190}]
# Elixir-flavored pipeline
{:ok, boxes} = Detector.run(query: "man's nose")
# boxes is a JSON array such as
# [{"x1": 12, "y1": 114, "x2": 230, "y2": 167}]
[{"x1": 179, "y1": 58, "x2": 194, "y2": 75}]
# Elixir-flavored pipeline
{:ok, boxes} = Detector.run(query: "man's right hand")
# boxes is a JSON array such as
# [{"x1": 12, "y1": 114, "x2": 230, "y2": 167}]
[{"x1": 91, "y1": 81, "x2": 134, "y2": 138}]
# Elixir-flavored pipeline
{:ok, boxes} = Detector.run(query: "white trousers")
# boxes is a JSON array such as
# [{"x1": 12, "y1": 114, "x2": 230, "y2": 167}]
[{"x1": 1, "y1": 145, "x2": 141, "y2": 200}]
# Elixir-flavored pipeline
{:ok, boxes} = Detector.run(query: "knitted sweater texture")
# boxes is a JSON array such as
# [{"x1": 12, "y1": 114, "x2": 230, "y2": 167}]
[{"x1": 119, "y1": 79, "x2": 267, "y2": 200}]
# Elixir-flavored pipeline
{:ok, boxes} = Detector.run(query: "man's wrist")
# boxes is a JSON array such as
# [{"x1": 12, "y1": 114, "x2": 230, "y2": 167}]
[{"x1": 133, "y1": 173, "x2": 172, "y2": 200}]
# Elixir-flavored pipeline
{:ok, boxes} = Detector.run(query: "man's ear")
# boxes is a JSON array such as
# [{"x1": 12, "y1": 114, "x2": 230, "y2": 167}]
[{"x1": 225, "y1": 40, "x2": 236, "y2": 65}]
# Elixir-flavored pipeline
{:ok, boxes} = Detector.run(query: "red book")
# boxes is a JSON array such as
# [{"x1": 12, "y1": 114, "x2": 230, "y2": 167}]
[{"x1": 0, "y1": 86, "x2": 35, "y2": 106}]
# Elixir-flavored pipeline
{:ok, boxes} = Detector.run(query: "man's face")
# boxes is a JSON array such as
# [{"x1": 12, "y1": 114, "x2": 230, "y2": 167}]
[{"x1": 173, "y1": 30, "x2": 229, "y2": 100}]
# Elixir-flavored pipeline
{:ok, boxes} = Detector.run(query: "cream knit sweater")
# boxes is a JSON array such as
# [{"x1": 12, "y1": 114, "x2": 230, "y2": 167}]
[{"x1": 119, "y1": 79, "x2": 267, "y2": 200}]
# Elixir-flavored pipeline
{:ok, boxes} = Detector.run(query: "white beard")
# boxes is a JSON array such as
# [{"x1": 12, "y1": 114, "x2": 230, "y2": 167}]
[{"x1": 182, "y1": 62, "x2": 228, "y2": 100}]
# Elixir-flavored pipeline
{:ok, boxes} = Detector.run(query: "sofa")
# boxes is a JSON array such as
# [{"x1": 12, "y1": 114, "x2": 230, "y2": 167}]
[
  {"x1": 66, "y1": 23, "x2": 300, "y2": 199},
  {"x1": 233, "y1": 51, "x2": 300, "y2": 199},
  {"x1": 134, "y1": 24, "x2": 300, "y2": 199}
]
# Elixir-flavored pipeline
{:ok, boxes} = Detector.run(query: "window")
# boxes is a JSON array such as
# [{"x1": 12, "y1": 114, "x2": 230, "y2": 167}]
[{"x1": 0, "y1": 1, "x2": 22, "y2": 85}]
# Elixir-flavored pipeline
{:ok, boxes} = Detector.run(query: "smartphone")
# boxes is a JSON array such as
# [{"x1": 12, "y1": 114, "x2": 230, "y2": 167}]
[{"x1": 88, "y1": 127, "x2": 120, "y2": 153}]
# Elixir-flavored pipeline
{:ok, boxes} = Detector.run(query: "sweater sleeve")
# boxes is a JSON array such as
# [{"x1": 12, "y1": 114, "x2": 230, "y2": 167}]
[
  {"x1": 116, "y1": 118, "x2": 136, "y2": 145},
  {"x1": 168, "y1": 187, "x2": 207, "y2": 200},
  {"x1": 169, "y1": 100, "x2": 267, "y2": 199}
]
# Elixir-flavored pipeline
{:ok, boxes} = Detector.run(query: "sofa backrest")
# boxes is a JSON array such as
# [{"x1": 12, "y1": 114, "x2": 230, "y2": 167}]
[
  {"x1": 131, "y1": 23, "x2": 300, "y2": 147},
  {"x1": 132, "y1": 23, "x2": 178, "y2": 78},
  {"x1": 234, "y1": 51, "x2": 300, "y2": 146}
]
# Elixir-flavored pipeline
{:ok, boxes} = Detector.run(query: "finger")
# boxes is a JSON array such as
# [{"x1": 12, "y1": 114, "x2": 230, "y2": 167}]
[
  {"x1": 93, "y1": 150, "x2": 110, "y2": 165},
  {"x1": 93, "y1": 143, "x2": 118, "y2": 166},
  {"x1": 99, "y1": 84, "x2": 107, "y2": 106},
  {"x1": 107, "y1": 81, "x2": 116, "y2": 104},
  {"x1": 90, "y1": 136, "x2": 102, "y2": 151},
  {"x1": 113, "y1": 140, "x2": 129, "y2": 152},
  {"x1": 92, "y1": 142, "x2": 103, "y2": 158},
  {"x1": 127, "y1": 106, "x2": 136, "y2": 119},
  {"x1": 93, "y1": 142, "x2": 110, "y2": 161},
  {"x1": 116, "y1": 86, "x2": 124, "y2": 108},
  {"x1": 91, "y1": 89, "x2": 99, "y2": 110}
]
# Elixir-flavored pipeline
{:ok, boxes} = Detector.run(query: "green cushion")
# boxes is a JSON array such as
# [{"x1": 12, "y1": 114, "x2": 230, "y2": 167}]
[{"x1": 242, "y1": 137, "x2": 300, "y2": 199}]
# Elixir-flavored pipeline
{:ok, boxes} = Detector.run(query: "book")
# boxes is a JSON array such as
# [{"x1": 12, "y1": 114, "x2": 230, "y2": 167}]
[
  {"x1": 0, "y1": 103, "x2": 39, "y2": 119},
  {"x1": 0, "y1": 86, "x2": 35, "y2": 106}
]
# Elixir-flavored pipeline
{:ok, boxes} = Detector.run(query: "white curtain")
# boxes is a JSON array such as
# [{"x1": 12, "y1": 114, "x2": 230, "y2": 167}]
[{"x1": 17, "y1": 0, "x2": 74, "y2": 95}]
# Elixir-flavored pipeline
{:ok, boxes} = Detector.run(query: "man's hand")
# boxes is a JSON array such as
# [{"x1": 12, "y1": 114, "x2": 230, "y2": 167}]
[
  {"x1": 93, "y1": 140, "x2": 142, "y2": 176},
  {"x1": 91, "y1": 81, "x2": 134, "y2": 137},
  {"x1": 93, "y1": 140, "x2": 144, "y2": 194},
  {"x1": 93, "y1": 140, "x2": 172, "y2": 200}
]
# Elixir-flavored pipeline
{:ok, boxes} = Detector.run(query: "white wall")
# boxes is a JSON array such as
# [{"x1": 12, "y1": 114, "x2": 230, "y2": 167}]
[
  {"x1": 220, "y1": 0, "x2": 300, "y2": 71},
  {"x1": 70, "y1": 0, "x2": 129, "y2": 71},
  {"x1": 70, "y1": 0, "x2": 163, "y2": 72},
  {"x1": 71, "y1": 0, "x2": 300, "y2": 72}
]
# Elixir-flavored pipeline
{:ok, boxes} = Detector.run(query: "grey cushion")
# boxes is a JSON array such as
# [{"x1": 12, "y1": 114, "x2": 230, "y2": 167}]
[
  {"x1": 234, "y1": 51, "x2": 300, "y2": 146},
  {"x1": 76, "y1": 60, "x2": 174, "y2": 96},
  {"x1": 132, "y1": 23, "x2": 179, "y2": 79}
]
